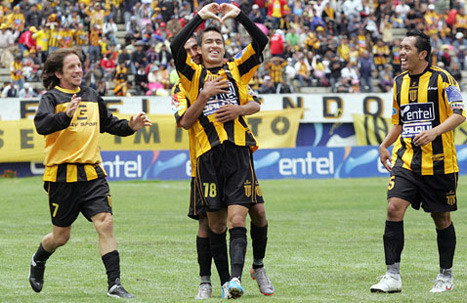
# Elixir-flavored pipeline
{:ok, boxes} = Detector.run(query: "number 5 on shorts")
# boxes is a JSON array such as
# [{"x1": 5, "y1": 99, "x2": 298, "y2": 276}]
[
  {"x1": 388, "y1": 176, "x2": 395, "y2": 190},
  {"x1": 52, "y1": 202, "x2": 59, "y2": 217}
]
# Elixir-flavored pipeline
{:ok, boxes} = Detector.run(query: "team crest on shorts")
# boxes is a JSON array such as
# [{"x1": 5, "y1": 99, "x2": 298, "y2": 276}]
[
  {"x1": 244, "y1": 180, "x2": 252, "y2": 197},
  {"x1": 446, "y1": 190, "x2": 456, "y2": 206}
]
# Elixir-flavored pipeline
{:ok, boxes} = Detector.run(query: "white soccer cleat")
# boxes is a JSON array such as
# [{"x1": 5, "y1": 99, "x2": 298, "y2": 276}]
[
  {"x1": 195, "y1": 283, "x2": 212, "y2": 300},
  {"x1": 430, "y1": 274, "x2": 453, "y2": 293},
  {"x1": 250, "y1": 267, "x2": 274, "y2": 295},
  {"x1": 370, "y1": 273, "x2": 402, "y2": 293}
]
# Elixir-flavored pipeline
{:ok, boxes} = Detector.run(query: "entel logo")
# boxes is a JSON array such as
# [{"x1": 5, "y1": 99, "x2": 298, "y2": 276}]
[
  {"x1": 279, "y1": 152, "x2": 334, "y2": 176},
  {"x1": 101, "y1": 155, "x2": 142, "y2": 179}
]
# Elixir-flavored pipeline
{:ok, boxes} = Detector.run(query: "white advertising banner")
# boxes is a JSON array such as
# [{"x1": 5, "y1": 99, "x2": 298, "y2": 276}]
[{"x1": 1, "y1": 92, "x2": 452, "y2": 123}]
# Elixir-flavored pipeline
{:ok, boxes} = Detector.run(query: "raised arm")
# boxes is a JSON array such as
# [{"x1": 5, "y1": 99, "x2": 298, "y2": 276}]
[
  {"x1": 221, "y1": 3, "x2": 269, "y2": 54},
  {"x1": 170, "y1": 3, "x2": 222, "y2": 71}
]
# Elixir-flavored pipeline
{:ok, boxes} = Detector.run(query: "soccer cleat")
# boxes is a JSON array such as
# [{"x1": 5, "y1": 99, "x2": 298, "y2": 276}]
[
  {"x1": 250, "y1": 267, "x2": 274, "y2": 296},
  {"x1": 370, "y1": 273, "x2": 402, "y2": 293},
  {"x1": 228, "y1": 277, "x2": 244, "y2": 299},
  {"x1": 107, "y1": 278, "x2": 135, "y2": 298},
  {"x1": 195, "y1": 283, "x2": 212, "y2": 299},
  {"x1": 29, "y1": 255, "x2": 46, "y2": 293},
  {"x1": 430, "y1": 274, "x2": 453, "y2": 293},
  {"x1": 221, "y1": 282, "x2": 231, "y2": 299}
]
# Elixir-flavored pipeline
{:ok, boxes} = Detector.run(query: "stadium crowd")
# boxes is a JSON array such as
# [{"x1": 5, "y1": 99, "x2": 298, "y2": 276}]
[{"x1": 1, "y1": 0, "x2": 467, "y2": 97}]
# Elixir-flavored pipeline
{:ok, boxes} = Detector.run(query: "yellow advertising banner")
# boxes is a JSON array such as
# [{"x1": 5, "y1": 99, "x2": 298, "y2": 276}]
[
  {"x1": 0, "y1": 108, "x2": 303, "y2": 162},
  {"x1": 353, "y1": 114, "x2": 467, "y2": 146}
]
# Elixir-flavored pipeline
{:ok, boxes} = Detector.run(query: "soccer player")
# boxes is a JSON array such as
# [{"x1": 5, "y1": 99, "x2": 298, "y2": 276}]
[
  {"x1": 29, "y1": 48, "x2": 151, "y2": 298},
  {"x1": 170, "y1": 2, "x2": 269, "y2": 299},
  {"x1": 172, "y1": 36, "x2": 274, "y2": 299},
  {"x1": 370, "y1": 30, "x2": 466, "y2": 294}
]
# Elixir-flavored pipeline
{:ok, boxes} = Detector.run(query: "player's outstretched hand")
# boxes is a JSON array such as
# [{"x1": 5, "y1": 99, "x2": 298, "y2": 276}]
[
  {"x1": 66, "y1": 94, "x2": 81, "y2": 118},
  {"x1": 129, "y1": 112, "x2": 152, "y2": 131},
  {"x1": 198, "y1": 3, "x2": 222, "y2": 23},
  {"x1": 220, "y1": 3, "x2": 241, "y2": 22}
]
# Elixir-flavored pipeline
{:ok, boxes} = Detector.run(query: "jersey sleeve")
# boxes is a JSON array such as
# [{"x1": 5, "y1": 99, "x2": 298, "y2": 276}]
[
  {"x1": 98, "y1": 94, "x2": 135, "y2": 136},
  {"x1": 172, "y1": 81, "x2": 188, "y2": 126},
  {"x1": 442, "y1": 76, "x2": 466, "y2": 117},
  {"x1": 34, "y1": 92, "x2": 72, "y2": 135},
  {"x1": 391, "y1": 80, "x2": 401, "y2": 125}
]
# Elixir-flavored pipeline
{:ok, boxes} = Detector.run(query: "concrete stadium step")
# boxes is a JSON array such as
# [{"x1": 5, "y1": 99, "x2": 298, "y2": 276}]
[{"x1": 117, "y1": 24, "x2": 125, "y2": 31}]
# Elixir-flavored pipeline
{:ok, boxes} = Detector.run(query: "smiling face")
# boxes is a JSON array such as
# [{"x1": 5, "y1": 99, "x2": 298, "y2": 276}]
[
  {"x1": 55, "y1": 54, "x2": 83, "y2": 90},
  {"x1": 200, "y1": 30, "x2": 225, "y2": 68},
  {"x1": 184, "y1": 37, "x2": 201, "y2": 65},
  {"x1": 400, "y1": 36, "x2": 428, "y2": 75}
]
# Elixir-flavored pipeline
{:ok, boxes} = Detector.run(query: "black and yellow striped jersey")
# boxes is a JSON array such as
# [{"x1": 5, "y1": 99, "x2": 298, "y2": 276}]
[
  {"x1": 34, "y1": 85, "x2": 135, "y2": 182},
  {"x1": 48, "y1": 29, "x2": 61, "y2": 48},
  {"x1": 391, "y1": 65, "x2": 466, "y2": 175},
  {"x1": 172, "y1": 80, "x2": 260, "y2": 175},
  {"x1": 170, "y1": 12, "x2": 268, "y2": 159}
]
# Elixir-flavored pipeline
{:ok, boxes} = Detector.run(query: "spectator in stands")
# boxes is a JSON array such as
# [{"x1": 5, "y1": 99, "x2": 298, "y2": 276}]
[
  {"x1": 260, "y1": 75, "x2": 276, "y2": 94},
  {"x1": 118, "y1": 46, "x2": 131, "y2": 68},
  {"x1": 19, "y1": 83, "x2": 38, "y2": 98},
  {"x1": 11, "y1": 55, "x2": 24, "y2": 90},
  {"x1": 268, "y1": 0, "x2": 287, "y2": 30},
  {"x1": 85, "y1": 2, "x2": 110, "y2": 29},
  {"x1": 329, "y1": 55, "x2": 343, "y2": 93},
  {"x1": 25, "y1": 4, "x2": 42, "y2": 29},
  {"x1": 101, "y1": 53, "x2": 116, "y2": 82},
  {"x1": 267, "y1": 57, "x2": 287, "y2": 88},
  {"x1": 130, "y1": 41, "x2": 147, "y2": 75},
  {"x1": 103, "y1": 17, "x2": 118, "y2": 46},
  {"x1": 18, "y1": 26, "x2": 37, "y2": 55},
  {"x1": 454, "y1": 8, "x2": 467, "y2": 37},
  {"x1": 358, "y1": 50, "x2": 374, "y2": 93},
  {"x1": 114, "y1": 61, "x2": 128, "y2": 84},
  {"x1": 378, "y1": 64, "x2": 394, "y2": 93},
  {"x1": 294, "y1": 54, "x2": 313, "y2": 87},
  {"x1": 335, "y1": 77, "x2": 352, "y2": 93},
  {"x1": 2, "y1": 81, "x2": 17, "y2": 98},
  {"x1": 97, "y1": 79, "x2": 107, "y2": 97},
  {"x1": 276, "y1": 78, "x2": 294, "y2": 94},
  {"x1": 158, "y1": 44, "x2": 172, "y2": 67},
  {"x1": 10, "y1": 5, "x2": 25, "y2": 32},
  {"x1": 89, "y1": 24, "x2": 102, "y2": 64},
  {"x1": 341, "y1": 62, "x2": 359, "y2": 88},
  {"x1": 395, "y1": 0, "x2": 411, "y2": 26},
  {"x1": 134, "y1": 65, "x2": 148, "y2": 95},
  {"x1": 250, "y1": 4, "x2": 264, "y2": 23},
  {"x1": 373, "y1": 39, "x2": 390, "y2": 71},
  {"x1": 0, "y1": 23, "x2": 18, "y2": 68},
  {"x1": 125, "y1": 16, "x2": 142, "y2": 45},
  {"x1": 270, "y1": 29, "x2": 285, "y2": 58},
  {"x1": 84, "y1": 61, "x2": 103, "y2": 90},
  {"x1": 60, "y1": 23, "x2": 74, "y2": 49},
  {"x1": 450, "y1": 62, "x2": 463, "y2": 90}
]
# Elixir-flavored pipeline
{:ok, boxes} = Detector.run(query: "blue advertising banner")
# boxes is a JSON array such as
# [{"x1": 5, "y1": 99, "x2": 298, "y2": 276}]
[{"x1": 4, "y1": 145, "x2": 467, "y2": 181}]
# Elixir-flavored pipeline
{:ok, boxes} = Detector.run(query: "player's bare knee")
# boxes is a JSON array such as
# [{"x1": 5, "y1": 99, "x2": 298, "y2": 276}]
[
  {"x1": 249, "y1": 205, "x2": 267, "y2": 226},
  {"x1": 228, "y1": 214, "x2": 246, "y2": 228},
  {"x1": 431, "y1": 212, "x2": 451, "y2": 230},
  {"x1": 53, "y1": 231, "x2": 70, "y2": 247},
  {"x1": 94, "y1": 213, "x2": 114, "y2": 235}
]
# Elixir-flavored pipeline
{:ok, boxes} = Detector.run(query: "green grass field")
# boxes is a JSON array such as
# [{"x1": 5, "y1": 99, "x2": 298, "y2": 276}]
[{"x1": 1, "y1": 176, "x2": 467, "y2": 303}]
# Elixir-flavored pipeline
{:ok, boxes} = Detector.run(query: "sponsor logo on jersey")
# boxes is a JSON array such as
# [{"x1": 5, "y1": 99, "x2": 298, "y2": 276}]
[
  {"x1": 401, "y1": 121, "x2": 432, "y2": 138},
  {"x1": 400, "y1": 103, "x2": 435, "y2": 123}
]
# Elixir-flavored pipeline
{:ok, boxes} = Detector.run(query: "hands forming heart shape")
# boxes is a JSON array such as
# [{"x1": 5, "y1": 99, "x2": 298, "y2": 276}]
[{"x1": 198, "y1": 3, "x2": 241, "y2": 24}]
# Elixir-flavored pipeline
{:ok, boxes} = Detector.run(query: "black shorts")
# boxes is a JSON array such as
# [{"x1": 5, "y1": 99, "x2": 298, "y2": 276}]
[
  {"x1": 387, "y1": 166, "x2": 458, "y2": 213},
  {"x1": 196, "y1": 141, "x2": 264, "y2": 212},
  {"x1": 43, "y1": 178, "x2": 112, "y2": 227},
  {"x1": 188, "y1": 176, "x2": 207, "y2": 220}
]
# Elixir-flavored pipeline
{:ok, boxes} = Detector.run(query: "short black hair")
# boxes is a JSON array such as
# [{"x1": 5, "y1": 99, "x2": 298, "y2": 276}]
[
  {"x1": 406, "y1": 29, "x2": 431, "y2": 62},
  {"x1": 198, "y1": 26, "x2": 224, "y2": 47}
]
